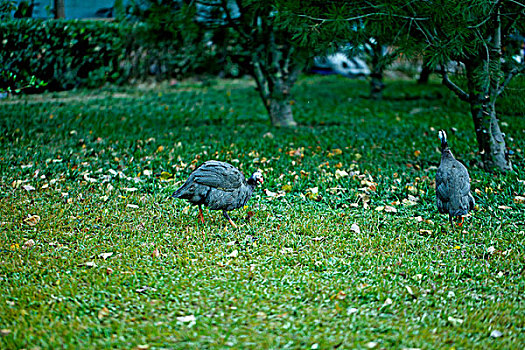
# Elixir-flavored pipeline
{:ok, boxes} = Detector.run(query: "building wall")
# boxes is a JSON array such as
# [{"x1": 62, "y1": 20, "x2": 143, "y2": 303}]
[{"x1": 14, "y1": 0, "x2": 115, "y2": 19}]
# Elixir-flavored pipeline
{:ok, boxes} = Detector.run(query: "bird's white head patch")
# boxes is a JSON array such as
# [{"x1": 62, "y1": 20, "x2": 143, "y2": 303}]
[
  {"x1": 252, "y1": 170, "x2": 264, "y2": 185},
  {"x1": 438, "y1": 130, "x2": 447, "y2": 143}
]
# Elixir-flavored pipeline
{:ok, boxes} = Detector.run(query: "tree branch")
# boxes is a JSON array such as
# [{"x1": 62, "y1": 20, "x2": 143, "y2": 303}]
[
  {"x1": 496, "y1": 64, "x2": 525, "y2": 97},
  {"x1": 295, "y1": 12, "x2": 428, "y2": 23},
  {"x1": 442, "y1": 72, "x2": 470, "y2": 102}
]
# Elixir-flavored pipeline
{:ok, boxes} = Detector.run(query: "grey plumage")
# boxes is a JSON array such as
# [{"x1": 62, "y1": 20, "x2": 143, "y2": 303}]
[
  {"x1": 436, "y1": 130, "x2": 475, "y2": 224},
  {"x1": 172, "y1": 160, "x2": 263, "y2": 227}
]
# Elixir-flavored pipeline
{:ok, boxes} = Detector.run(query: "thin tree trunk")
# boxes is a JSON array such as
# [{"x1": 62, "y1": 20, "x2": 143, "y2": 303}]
[
  {"x1": 465, "y1": 59, "x2": 511, "y2": 172},
  {"x1": 54, "y1": 0, "x2": 65, "y2": 18},
  {"x1": 369, "y1": 42, "x2": 385, "y2": 99},
  {"x1": 418, "y1": 59, "x2": 431, "y2": 84}
]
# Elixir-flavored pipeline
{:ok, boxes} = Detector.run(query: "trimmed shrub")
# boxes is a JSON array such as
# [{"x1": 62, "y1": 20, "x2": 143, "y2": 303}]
[
  {"x1": 0, "y1": 19, "x2": 123, "y2": 91},
  {"x1": 0, "y1": 17, "x2": 250, "y2": 92}
]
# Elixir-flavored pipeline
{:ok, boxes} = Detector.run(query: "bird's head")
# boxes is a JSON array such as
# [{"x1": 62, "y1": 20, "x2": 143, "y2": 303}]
[
  {"x1": 438, "y1": 129, "x2": 449, "y2": 151},
  {"x1": 248, "y1": 170, "x2": 264, "y2": 186}
]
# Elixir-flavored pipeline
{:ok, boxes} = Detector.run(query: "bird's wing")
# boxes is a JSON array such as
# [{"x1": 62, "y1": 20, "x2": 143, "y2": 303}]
[
  {"x1": 435, "y1": 166, "x2": 449, "y2": 202},
  {"x1": 455, "y1": 163, "x2": 471, "y2": 197},
  {"x1": 191, "y1": 161, "x2": 244, "y2": 190}
]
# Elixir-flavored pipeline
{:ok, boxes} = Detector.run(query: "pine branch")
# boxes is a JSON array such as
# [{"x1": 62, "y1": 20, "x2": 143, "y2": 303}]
[
  {"x1": 496, "y1": 64, "x2": 525, "y2": 97},
  {"x1": 442, "y1": 72, "x2": 470, "y2": 102},
  {"x1": 295, "y1": 12, "x2": 428, "y2": 23}
]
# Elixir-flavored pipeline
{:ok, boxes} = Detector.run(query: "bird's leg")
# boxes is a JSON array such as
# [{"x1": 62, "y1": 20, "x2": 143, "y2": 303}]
[
  {"x1": 198, "y1": 205, "x2": 205, "y2": 224},
  {"x1": 223, "y1": 210, "x2": 237, "y2": 228},
  {"x1": 457, "y1": 216, "x2": 464, "y2": 227}
]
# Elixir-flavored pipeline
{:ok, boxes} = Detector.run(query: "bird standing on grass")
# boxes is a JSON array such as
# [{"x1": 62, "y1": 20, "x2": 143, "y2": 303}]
[
  {"x1": 172, "y1": 160, "x2": 263, "y2": 228},
  {"x1": 436, "y1": 130, "x2": 475, "y2": 226}
]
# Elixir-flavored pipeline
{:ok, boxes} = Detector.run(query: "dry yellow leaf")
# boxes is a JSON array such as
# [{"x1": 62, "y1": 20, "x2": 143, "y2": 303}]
[
  {"x1": 23, "y1": 215, "x2": 40, "y2": 226},
  {"x1": 514, "y1": 196, "x2": 525, "y2": 204}
]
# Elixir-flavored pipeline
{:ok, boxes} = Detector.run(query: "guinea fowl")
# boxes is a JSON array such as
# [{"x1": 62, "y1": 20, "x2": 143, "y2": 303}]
[
  {"x1": 172, "y1": 160, "x2": 263, "y2": 228},
  {"x1": 436, "y1": 130, "x2": 475, "y2": 225}
]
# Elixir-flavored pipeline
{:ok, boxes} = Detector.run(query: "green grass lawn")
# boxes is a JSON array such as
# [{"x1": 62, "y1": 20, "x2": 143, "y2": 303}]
[{"x1": 1, "y1": 75, "x2": 524, "y2": 349}]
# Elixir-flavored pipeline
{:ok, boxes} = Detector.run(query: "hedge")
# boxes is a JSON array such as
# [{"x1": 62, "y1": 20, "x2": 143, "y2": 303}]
[
  {"x1": 0, "y1": 18, "x2": 242, "y2": 92},
  {"x1": 1, "y1": 19, "x2": 124, "y2": 91}
]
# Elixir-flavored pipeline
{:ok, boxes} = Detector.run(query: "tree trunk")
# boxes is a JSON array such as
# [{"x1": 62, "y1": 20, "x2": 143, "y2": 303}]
[
  {"x1": 54, "y1": 0, "x2": 65, "y2": 18},
  {"x1": 418, "y1": 59, "x2": 431, "y2": 84},
  {"x1": 465, "y1": 60, "x2": 511, "y2": 172},
  {"x1": 267, "y1": 97, "x2": 296, "y2": 127},
  {"x1": 251, "y1": 48, "x2": 301, "y2": 127},
  {"x1": 369, "y1": 41, "x2": 385, "y2": 99}
]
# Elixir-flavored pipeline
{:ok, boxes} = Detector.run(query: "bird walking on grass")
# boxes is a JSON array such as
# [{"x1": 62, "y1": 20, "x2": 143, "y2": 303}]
[
  {"x1": 172, "y1": 160, "x2": 263, "y2": 227},
  {"x1": 436, "y1": 130, "x2": 475, "y2": 226}
]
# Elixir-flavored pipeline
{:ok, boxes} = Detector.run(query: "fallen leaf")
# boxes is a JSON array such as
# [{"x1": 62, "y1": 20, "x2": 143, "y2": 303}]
[
  {"x1": 98, "y1": 252, "x2": 113, "y2": 260},
  {"x1": 227, "y1": 249, "x2": 239, "y2": 258},
  {"x1": 0, "y1": 329, "x2": 11, "y2": 336},
  {"x1": 447, "y1": 316, "x2": 464, "y2": 325},
  {"x1": 366, "y1": 341, "x2": 378, "y2": 348},
  {"x1": 280, "y1": 247, "x2": 293, "y2": 254},
  {"x1": 24, "y1": 214, "x2": 40, "y2": 226},
  {"x1": 124, "y1": 187, "x2": 138, "y2": 192},
  {"x1": 347, "y1": 307, "x2": 359, "y2": 314},
  {"x1": 176, "y1": 315, "x2": 196, "y2": 323},
  {"x1": 335, "y1": 291, "x2": 346, "y2": 300},
  {"x1": 487, "y1": 246, "x2": 496, "y2": 254},
  {"x1": 312, "y1": 237, "x2": 325, "y2": 242},
  {"x1": 160, "y1": 171, "x2": 172, "y2": 180},
  {"x1": 81, "y1": 261, "x2": 97, "y2": 268},
  {"x1": 406, "y1": 286, "x2": 414, "y2": 296},
  {"x1": 335, "y1": 169, "x2": 349, "y2": 179},
  {"x1": 406, "y1": 185, "x2": 418, "y2": 194},
  {"x1": 497, "y1": 205, "x2": 511, "y2": 210},
  {"x1": 156, "y1": 145, "x2": 164, "y2": 152},
  {"x1": 127, "y1": 204, "x2": 139, "y2": 209},
  {"x1": 22, "y1": 185, "x2": 35, "y2": 191},
  {"x1": 136, "y1": 286, "x2": 157, "y2": 293},
  {"x1": 350, "y1": 223, "x2": 361, "y2": 234},
  {"x1": 22, "y1": 239, "x2": 35, "y2": 249},
  {"x1": 490, "y1": 330, "x2": 503, "y2": 338},
  {"x1": 282, "y1": 184, "x2": 293, "y2": 192},
  {"x1": 98, "y1": 307, "x2": 110, "y2": 320},
  {"x1": 385, "y1": 205, "x2": 398, "y2": 213},
  {"x1": 305, "y1": 187, "x2": 319, "y2": 200},
  {"x1": 152, "y1": 248, "x2": 160, "y2": 258},
  {"x1": 514, "y1": 196, "x2": 525, "y2": 204},
  {"x1": 382, "y1": 298, "x2": 393, "y2": 307},
  {"x1": 414, "y1": 150, "x2": 421, "y2": 157}
]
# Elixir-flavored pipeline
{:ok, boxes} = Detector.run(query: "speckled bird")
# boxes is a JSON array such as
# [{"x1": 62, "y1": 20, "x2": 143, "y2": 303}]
[
  {"x1": 172, "y1": 160, "x2": 263, "y2": 227},
  {"x1": 436, "y1": 130, "x2": 475, "y2": 225}
]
